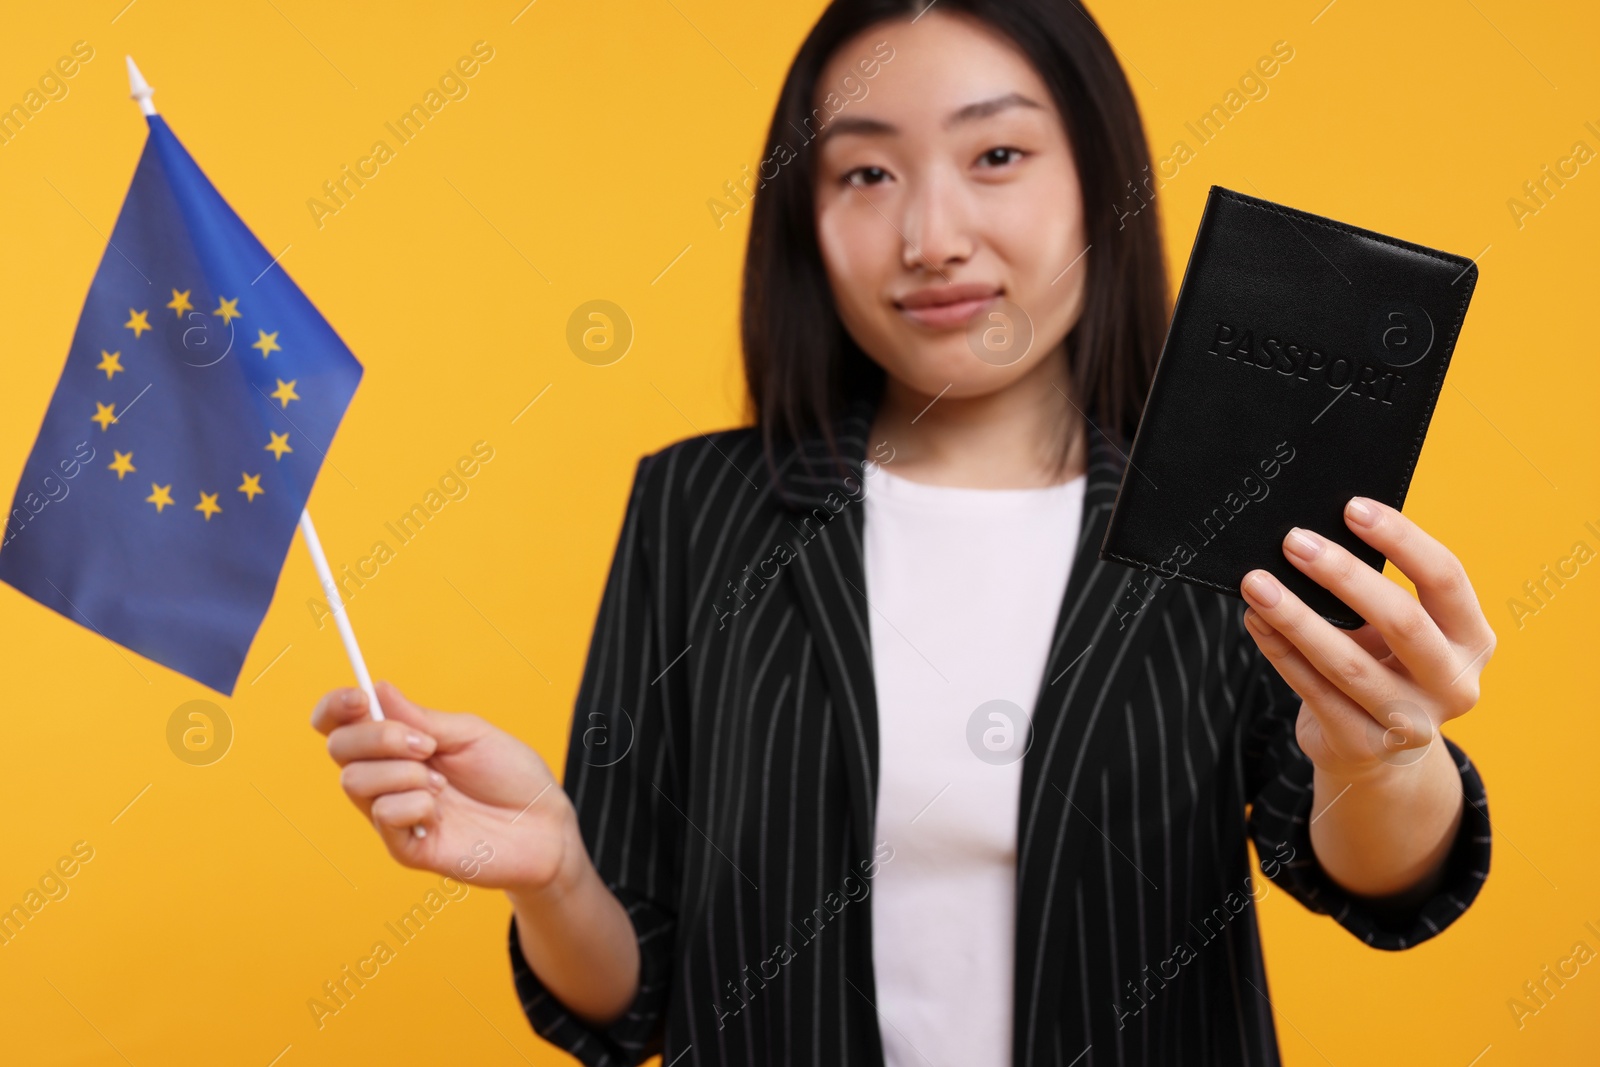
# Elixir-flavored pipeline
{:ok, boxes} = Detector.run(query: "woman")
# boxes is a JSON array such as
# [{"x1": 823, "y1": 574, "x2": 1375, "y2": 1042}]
[{"x1": 310, "y1": 2, "x2": 1495, "y2": 1064}]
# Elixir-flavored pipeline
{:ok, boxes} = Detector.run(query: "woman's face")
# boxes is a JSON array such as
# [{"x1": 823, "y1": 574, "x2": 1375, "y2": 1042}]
[{"x1": 812, "y1": 11, "x2": 1089, "y2": 402}]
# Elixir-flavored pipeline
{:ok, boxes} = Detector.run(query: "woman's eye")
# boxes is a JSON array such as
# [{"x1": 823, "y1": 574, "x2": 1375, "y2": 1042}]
[
  {"x1": 843, "y1": 165, "x2": 889, "y2": 189},
  {"x1": 978, "y1": 146, "x2": 1025, "y2": 168}
]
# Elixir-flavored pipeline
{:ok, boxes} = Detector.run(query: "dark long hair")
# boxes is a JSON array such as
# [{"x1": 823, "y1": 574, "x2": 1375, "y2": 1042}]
[{"x1": 741, "y1": 0, "x2": 1169, "y2": 479}]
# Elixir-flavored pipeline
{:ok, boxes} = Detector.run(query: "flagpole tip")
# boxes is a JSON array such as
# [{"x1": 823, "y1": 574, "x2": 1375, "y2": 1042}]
[{"x1": 125, "y1": 56, "x2": 157, "y2": 116}]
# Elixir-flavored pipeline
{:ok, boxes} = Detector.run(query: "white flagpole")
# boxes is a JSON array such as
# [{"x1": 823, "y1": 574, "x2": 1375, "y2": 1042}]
[
  {"x1": 126, "y1": 55, "x2": 156, "y2": 115},
  {"x1": 298, "y1": 511, "x2": 425, "y2": 839},
  {"x1": 296, "y1": 510, "x2": 384, "y2": 724},
  {"x1": 126, "y1": 57, "x2": 424, "y2": 837}
]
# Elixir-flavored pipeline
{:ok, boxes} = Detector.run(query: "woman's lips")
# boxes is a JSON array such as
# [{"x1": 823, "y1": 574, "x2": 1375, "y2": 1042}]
[{"x1": 897, "y1": 293, "x2": 1001, "y2": 330}]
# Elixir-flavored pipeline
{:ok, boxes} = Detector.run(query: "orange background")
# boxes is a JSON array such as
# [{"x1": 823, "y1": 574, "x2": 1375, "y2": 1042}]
[{"x1": 0, "y1": 1, "x2": 1595, "y2": 1063}]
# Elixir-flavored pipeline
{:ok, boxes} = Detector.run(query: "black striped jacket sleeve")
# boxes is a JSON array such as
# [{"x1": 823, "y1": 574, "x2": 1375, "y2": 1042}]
[
  {"x1": 508, "y1": 453, "x2": 680, "y2": 1066},
  {"x1": 1233, "y1": 612, "x2": 1492, "y2": 950}
]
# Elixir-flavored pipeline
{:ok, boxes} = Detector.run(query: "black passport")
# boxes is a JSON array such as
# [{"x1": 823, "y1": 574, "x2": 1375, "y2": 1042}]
[{"x1": 1099, "y1": 185, "x2": 1479, "y2": 628}]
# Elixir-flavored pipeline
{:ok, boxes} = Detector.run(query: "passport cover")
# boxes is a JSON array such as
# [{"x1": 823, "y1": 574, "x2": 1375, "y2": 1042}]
[{"x1": 1099, "y1": 185, "x2": 1479, "y2": 628}]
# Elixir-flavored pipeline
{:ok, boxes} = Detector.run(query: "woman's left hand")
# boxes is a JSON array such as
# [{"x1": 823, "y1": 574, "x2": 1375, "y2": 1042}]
[{"x1": 1237, "y1": 494, "x2": 1497, "y2": 784}]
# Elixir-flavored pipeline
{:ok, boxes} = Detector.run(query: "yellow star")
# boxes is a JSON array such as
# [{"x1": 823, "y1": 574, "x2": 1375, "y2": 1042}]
[
  {"x1": 146, "y1": 483, "x2": 174, "y2": 512},
  {"x1": 195, "y1": 491, "x2": 223, "y2": 521},
  {"x1": 270, "y1": 379, "x2": 299, "y2": 407},
  {"x1": 91, "y1": 401, "x2": 117, "y2": 431},
  {"x1": 166, "y1": 289, "x2": 194, "y2": 317},
  {"x1": 264, "y1": 431, "x2": 293, "y2": 460},
  {"x1": 213, "y1": 296, "x2": 241, "y2": 324},
  {"x1": 252, "y1": 330, "x2": 281, "y2": 358},
  {"x1": 237, "y1": 472, "x2": 264, "y2": 501},
  {"x1": 125, "y1": 309, "x2": 151, "y2": 338},
  {"x1": 108, "y1": 451, "x2": 136, "y2": 479},
  {"x1": 96, "y1": 350, "x2": 124, "y2": 380}
]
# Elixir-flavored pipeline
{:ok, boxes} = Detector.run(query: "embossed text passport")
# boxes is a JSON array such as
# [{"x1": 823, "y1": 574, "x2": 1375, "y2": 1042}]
[{"x1": 1099, "y1": 185, "x2": 1479, "y2": 628}]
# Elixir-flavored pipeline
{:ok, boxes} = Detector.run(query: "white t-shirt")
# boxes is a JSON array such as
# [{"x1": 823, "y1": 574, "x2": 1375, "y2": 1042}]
[{"x1": 862, "y1": 461, "x2": 1085, "y2": 1067}]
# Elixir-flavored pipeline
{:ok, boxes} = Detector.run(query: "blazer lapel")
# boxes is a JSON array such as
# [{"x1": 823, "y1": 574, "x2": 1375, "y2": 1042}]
[
  {"x1": 1012, "y1": 419, "x2": 1177, "y2": 1065},
  {"x1": 776, "y1": 399, "x2": 882, "y2": 870}
]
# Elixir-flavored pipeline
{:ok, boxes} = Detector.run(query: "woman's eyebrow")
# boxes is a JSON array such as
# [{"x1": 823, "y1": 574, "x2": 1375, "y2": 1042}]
[
  {"x1": 943, "y1": 91, "x2": 1045, "y2": 128},
  {"x1": 815, "y1": 91, "x2": 1045, "y2": 145}
]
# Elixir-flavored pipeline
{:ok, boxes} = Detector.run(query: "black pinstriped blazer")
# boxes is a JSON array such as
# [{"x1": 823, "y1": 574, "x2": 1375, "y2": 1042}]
[{"x1": 507, "y1": 395, "x2": 1492, "y2": 1066}]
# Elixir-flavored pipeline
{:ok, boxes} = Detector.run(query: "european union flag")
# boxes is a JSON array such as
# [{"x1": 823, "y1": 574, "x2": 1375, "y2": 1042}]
[{"x1": 0, "y1": 112, "x2": 361, "y2": 695}]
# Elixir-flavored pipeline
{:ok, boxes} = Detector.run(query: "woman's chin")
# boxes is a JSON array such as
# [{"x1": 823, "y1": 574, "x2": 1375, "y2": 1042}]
[{"x1": 882, "y1": 366, "x2": 1034, "y2": 405}]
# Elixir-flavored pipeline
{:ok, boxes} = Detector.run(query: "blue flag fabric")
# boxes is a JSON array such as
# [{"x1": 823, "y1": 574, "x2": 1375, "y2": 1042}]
[{"x1": 0, "y1": 115, "x2": 361, "y2": 694}]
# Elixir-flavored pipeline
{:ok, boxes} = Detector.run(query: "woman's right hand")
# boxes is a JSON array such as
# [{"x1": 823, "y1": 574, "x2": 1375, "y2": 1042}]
[{"x1": 311, "y1": 680, "x2": 581, "y2": 896}]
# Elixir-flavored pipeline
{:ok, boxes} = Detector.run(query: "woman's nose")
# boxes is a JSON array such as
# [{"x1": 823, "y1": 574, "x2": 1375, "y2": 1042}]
[{"x1": 900, "y1": 171, "x2": 975, "y2": 273}]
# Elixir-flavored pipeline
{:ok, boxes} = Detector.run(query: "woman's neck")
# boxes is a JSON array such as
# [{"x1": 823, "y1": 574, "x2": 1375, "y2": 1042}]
[{"x1": 868, "y1": 348, "x2": 1088, "y2": 489}]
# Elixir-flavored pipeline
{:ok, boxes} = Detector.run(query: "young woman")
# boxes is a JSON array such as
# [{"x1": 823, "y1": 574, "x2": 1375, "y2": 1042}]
[{"x1": 310, "y1": 2, "x2": 1495, "y2": 1064}]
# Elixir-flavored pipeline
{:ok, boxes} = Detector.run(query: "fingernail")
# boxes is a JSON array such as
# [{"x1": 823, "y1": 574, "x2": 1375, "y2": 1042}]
[
  {"x1": 345, "y1": 690, "x2": 363, "y2": 708},
  {"x1": 1346, "y1": 497, "x2": 1377, "y2": 526},
  {"x1": 1245, "y1": 571, "x2": 1282, "y2": 607},
  {"x1": 428, "y1": 770, "x2": 446, "y2": 791},
  {"x1": 1285, "y1": 527, "x2": 1322, "y2": 560},
  {"x1": 406, "y1": 732, "x2": 434, "y2": 755}
]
